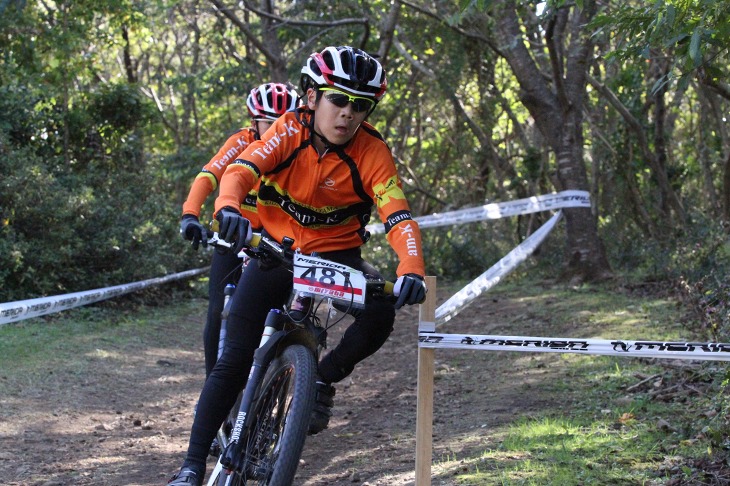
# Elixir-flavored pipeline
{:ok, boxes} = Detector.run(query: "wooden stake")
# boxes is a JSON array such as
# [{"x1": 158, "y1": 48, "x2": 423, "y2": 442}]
[{"x1": 415, "y1": 276, "x2": 436, "y2": 485}]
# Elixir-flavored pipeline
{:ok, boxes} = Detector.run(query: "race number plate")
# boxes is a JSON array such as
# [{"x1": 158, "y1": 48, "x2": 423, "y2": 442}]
[{"x1": 293, "y1": 253, "x2": 367, "y2": 305}]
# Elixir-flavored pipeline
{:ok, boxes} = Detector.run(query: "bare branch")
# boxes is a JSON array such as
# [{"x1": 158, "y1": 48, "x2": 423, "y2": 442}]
[
  {"x1": 544, "y1": 11, "x2": 568, "y2": 111},
  {"x1": 393, "y1": 39, "x2": 435, "y2": 79},
  {"x1": 375, "y1": 1, "x2": 400, "y2": 62},
  {"x1": 396, "y1": 0, "x2": 503, "y2": 56},
  {"x1": 588, "y1": 73, "x2": 687, "y2": 222},
  {"x1": 700, "y1": 75, "x2": 730, "y2": 101},
  {"x1": 241, "y1": 0, "x2": 369, "y2": 29},
  {"x1": 208, "y1": 0, "x2": 279, "y2": 62},
  {"x1": 394, "y1": 39, "x2": 517, "y2": 187}
]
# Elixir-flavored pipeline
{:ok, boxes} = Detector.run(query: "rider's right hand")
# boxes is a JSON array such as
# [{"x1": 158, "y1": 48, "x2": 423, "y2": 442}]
[
  {"x1": 180, "y1": 214, "x2": 208, "y2": 250},
  {"x1": 216, "y1": 206, "x2": 252, "y2": 254}
]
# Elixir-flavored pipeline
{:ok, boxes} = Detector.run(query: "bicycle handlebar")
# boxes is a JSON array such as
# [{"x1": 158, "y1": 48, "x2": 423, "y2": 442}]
[{"x1": 206, "y1": 226, "x2": 394, "y2": 296}]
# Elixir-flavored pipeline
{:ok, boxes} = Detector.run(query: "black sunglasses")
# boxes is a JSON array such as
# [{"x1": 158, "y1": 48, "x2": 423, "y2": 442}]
[{"x1": 319, "y1": 88, "x2": 375, "y2": 113}]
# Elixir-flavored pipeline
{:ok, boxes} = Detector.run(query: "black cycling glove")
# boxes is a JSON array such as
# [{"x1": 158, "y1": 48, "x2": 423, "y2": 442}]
[
  {"x1": 215, "y1": 206, "x2": 252, "y2": 254},
  {"x1": 180, "y1": 214, "x2": 208, "y2": 250},
  {"x1": 394, "y1": 273, "x2": 427, "y2": 309}
]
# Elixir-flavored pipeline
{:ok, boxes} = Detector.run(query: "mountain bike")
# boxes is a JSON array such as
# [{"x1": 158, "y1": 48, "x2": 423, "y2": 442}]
[{"x1": 204, "y1": 232, "x2": 393, "y2": 486}]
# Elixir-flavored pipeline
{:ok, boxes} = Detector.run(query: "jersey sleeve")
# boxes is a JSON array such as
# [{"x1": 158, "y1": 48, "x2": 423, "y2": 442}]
[
  {"x1": 368, "y1": 146, "x2": 426, "y2": 277},
  {"x1": 182, "y1": 172, "x2": 217, "y2": 217},
  {"x1": 182, "y1": 129, "x2": 254, "y2": 217},
  {"x1": 215, "y1": 116, "x2": 296, "y2": 216},
  {"x1": 215, "y1": 154, "x2": 264, "y2": 214},
  {"x1": 238, "y1": 187, "x2": 261, "y2": 229}
]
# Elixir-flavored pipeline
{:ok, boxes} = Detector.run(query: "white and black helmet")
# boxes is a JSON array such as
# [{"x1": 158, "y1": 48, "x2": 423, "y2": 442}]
[
  {"x1": 246, "y1": 82, "x2": 299, "y2": 121},
  {"x1": 300, "y1": 46, "x2": 387, "y2": 101}
]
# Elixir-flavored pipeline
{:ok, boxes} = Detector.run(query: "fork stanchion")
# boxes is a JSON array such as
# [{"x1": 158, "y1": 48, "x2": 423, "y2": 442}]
[{"x1": 416, "y1": 276, "x2": 437, "y2": 486}]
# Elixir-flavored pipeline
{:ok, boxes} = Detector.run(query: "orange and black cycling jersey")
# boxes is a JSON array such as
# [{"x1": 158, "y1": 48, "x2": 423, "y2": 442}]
[
  {"x1": 215, "y1": 108, "x2": 425, "y2": 277},
  {"x1": 182, "y1": 127, "x2": 261, "y2": 228}
]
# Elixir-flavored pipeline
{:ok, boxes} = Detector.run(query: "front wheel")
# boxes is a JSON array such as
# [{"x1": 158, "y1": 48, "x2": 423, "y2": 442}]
[{"x1": 242, "y1": 344, "x2": 316, "y2": 485}]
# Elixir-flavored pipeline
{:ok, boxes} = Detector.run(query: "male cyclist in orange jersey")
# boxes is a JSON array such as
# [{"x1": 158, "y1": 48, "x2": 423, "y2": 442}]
[
  {"x1": 179, "y1": 82, "x2": 299, "y2": 378},
  {"x1": 168, "y1": 46, "x2": 426, "y2": 486}
]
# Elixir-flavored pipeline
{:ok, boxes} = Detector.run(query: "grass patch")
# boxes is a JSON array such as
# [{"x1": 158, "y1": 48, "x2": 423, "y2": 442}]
[
  {"x1": 432, "y1": 278, "x2": 730, "y2": 485},
  {"x1": 471, "y1": 416, "x2": 668, "y2": 484},
  {"x1": 0, "y1": 297, "x2": 206, "y2": 376},
  {"x1": 443, "y1": 354, "x2": 726, "y2": 485}
]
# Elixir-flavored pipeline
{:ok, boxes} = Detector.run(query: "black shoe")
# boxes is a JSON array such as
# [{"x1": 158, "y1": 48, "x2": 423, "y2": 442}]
[
  {"x1": 308, "y1": 381, "x2": 335, "y2": 435},
  {"x1": 167, "y1": 466, "x2": 202, "y2": 486}
]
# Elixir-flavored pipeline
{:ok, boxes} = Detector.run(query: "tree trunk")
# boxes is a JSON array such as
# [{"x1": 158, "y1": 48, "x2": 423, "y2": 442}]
[
  {"x1": 724, "y1": 152, "x2": 730, "y2": 225},
  {"x1": 495, "y1": 0, "x2": 612, "y2": 283}
]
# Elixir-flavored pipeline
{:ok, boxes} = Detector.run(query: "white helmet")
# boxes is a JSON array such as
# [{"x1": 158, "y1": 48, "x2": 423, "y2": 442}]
[
  {"x1": 246, "y1": 82, "x2": 299, "y2": 121},
  {"x1": 300, "y1": 46, "x2": 387, "y2": 101}
]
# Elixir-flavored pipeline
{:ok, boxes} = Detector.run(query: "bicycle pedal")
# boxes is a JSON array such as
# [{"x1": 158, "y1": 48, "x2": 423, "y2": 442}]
[{"x1": 209, "y1": 438, "x2": 221, "y2": 458}]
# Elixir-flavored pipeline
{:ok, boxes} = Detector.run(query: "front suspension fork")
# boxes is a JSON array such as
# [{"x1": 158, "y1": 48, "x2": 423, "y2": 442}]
[{"x1": 220, "y1": 308, "x2": 287, "y2": 473}]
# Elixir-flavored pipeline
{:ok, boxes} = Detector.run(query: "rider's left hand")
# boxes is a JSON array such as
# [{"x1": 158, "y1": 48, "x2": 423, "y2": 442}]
[{"x1": 394, "y1": 273, "x2": 427, "y2": 309}]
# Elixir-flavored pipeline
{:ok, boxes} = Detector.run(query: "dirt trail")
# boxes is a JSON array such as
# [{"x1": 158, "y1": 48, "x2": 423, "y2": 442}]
[{"x1": 1, "y1": 284, "x2": 569, "y2": 486}]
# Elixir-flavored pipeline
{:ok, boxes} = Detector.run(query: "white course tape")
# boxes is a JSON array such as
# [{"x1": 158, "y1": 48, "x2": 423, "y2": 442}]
[
  {"x1": 366, "y1": 190, "x2": 589, "y2": 234},
  {"x1": 1, "y1": 191, "x2": 585, "y2": 326},
  {"x1": 0, "y1": 267, "x2": 209, "y2": 326},
  {"x1": 435, "y1": 211, "x2": 562, "y2": 326},
  {"x1": 418, "y1": 332, "x2": 730, "y2": 361}
]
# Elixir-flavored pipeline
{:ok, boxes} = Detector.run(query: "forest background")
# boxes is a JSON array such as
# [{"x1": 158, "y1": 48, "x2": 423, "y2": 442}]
[
  {"x1": 2, "y1": 0, "x2": 729, "y2": 302},
  {"x1": 2, "y1": 0, "x2": 730, "y2": 483},
  {"x1": 3, "y1": 0, "x2": 730, "y2": 342}
]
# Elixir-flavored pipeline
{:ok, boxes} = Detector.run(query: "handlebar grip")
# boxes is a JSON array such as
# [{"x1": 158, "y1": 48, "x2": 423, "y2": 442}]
[
  {"x1": 207, "y1": 218, "x2": 261, "y2": 251},
  {"x1": 248, "y1": 233, "x2": 262, "y2": 248},
  {"x1": 384, "y1": 281, "x2": 394, "y2": 295}
]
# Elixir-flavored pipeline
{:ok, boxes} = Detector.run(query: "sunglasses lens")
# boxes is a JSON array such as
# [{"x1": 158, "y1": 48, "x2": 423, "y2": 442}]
[
  {"x1": 323, "y1": 91, "x2": 373, "y2": 112},
  {"x1": 352, "y1": 99, "x2": 373, "y2": 112},
  {"x1": 325, "y1": 93, "x2": 349, "y2": 108}
]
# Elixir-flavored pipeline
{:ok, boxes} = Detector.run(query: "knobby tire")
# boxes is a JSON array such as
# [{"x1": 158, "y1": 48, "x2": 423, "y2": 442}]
[{"x1": 212, "y1": 344, "x2": 316, "y2": 486}]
